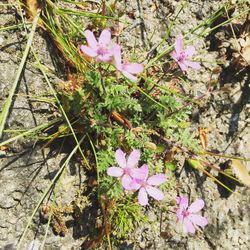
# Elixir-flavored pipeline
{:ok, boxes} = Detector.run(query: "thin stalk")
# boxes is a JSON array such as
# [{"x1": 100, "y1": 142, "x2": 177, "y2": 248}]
[
  {"x1": 0, "y1": 23, "x2": 31, "y2": 32},
  {"x1": 61, "y1": 0, "x2": 101, "y2": 5},
  {"x1": 0, "y1": 3, "x2": 19, "y2": 6},
  {"x1": 188, "y1": 158, "x2": 236, "y2": 194},
  {"x1": 106, "y1": 179, "x2": 118, "y2": 194},
  {"x1": 131, "y1": 83, "x2": 169, "y2": 110},
  {"x1": 99, "y1": 68, "x2": 107, "y2": 95},
  {"x1": 100, "y1": 201, "x2": 112, "y2": 250},
  {"x1": 0, "y1": 10, "x2": 41, "y2": 139},
  {"x1": 87, "y1": 134, "x2": 99, "y2": 194},
  {"x1": 0, "y1": 117, "x2": 61, "y2": 147},
  {"x1": 144, "y1": 77, "x2": 199, "y2": 104},
  {"x1": 200, "y1": 166, "x2": 236, "y2": 194},
  {"x1": 200, "y1": 150, "x2": 250, "y2": 161},
  {"x1": 15, "y1": 93, "x2": 56, "y2": 103},
  {"x1": 199, "y1": 7, "x2": 250, "y2": 37},
  {"x1": 158, "y1": 1, "x2": 187, "y2": 51},
  {"x1": 198, "y1": 158, "x2": 243, "y2": 184},
  {"x1": 87, "y1": 134, "x2": 112, "y2": 249},
  {"x1": 31, "y1": 47, "x2": 91, "y2": 169}
]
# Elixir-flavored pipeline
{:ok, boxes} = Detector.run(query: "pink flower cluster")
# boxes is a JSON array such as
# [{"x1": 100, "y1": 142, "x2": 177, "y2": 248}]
[
  {"x1": 107, "y1": 149, "x2": 167, "y2": 206},
  {"x1": 107, "y1": 149, "x2": 209, "y2": 233},
  {"x1": 171, "y1": 36, "x2": 201, "y2": 72},
  {"x1": 80, "y1": 30, "x2": 144, "y2": 81},
  {"x1": 175, "y1": 196, "x2": 208, "y2": 234}
]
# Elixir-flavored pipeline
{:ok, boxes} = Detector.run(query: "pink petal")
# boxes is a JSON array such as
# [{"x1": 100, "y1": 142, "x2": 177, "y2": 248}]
[
  {"x1": 107, "y1": 167, "x2": 123, "y2": 177},
  {"x1": 178, "y1": 61, "x2": 188, "y2": 71},
  {"x1": 174, "y1": 36, "x2": 184, "y2": 55},
  {"x1": 176, "y1": 196, "x2": 188, "y2": 210},
  {"x1": 188, "y1": 214, "x2": 208, "y2": 228},
  {"x1": 183, "y1": 218, "x2": 196, "y2": 234},
  {"x1": 127, "y1": 150, "x2": 140, "y2": 168},
  {"x1": 147, "y1": 174, "x2": 166, "y2": 186},
  {"x1": 146, "y1": 186, "x2": 164, "y2": 201},
  {"x1": 121, "y1": 70, "x2": 138, "y2": 81},
  {"x1": 113, "y1": 44, "x2": 122, "y2": 69},
  {"x1": 131, "y1": 167, "x2": 147, "y2": 180},
  {"x1": 185, "y1": 46, "x2": 196, "y2": 57},
  {"x1": 115, "y1": 149, "x2": 127, "y2": 168},
  {"x1": 138, "y1": 187, "x2": 148, "y2": 206},
  {"x1": 171, "y1": 51, "x2": 178, "y2": 62},
  {"x1": 98, "y1": 29, "x2": 111, "y2": 46},
  {"x1": 80, "y1": 45, "x2": 98, "y2": 57},
  {"x1": 184, "y1": 60, "x2": 201, "y2": 70},
  {"x1": 124, "y1": 63, "x2": 144, "y2": 74},
  {"x1": 176, "y1": 208, "x2": 184, "y2": 221},
  {"x1": 138, "y1": 164, "x2": 149, "y2": 181},
  {"x1": 84, "y1": 30, "x2": 98, "y2": 49},
  {"x1": 129, "y1": 178, "x2": 141, "y2": 190},
  {"x1": 188, "y1": 199, "x2": 205, "y2": 213},
  {"x1": 97, "y1": 53, "x2": 113, "y2": 63},
  {"x1": 121, "y1": 175, "x2": 133, "y2": 190}
]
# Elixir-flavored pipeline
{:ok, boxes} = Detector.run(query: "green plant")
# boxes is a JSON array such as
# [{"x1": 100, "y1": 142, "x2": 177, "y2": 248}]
[{"x1": 1, "y1": 0, "x2": 250, "y2": 248}]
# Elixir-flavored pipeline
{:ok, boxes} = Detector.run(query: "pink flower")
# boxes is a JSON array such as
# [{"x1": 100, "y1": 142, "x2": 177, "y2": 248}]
[
  {"x1": 107, "y1": 149, "x2": 144, "y2": 190},
  {"x1": 130, "y1": 164, "x2": 166, "y2": 206},
  {"x1": 176, "y1": 196, "x2": 208, "y2": 234},
  {"x1": 113, "y1": 44, "x2": 144, "y2": 81},
  {"x1": 171, "y1": 36, "x2": 201, "y2": 71},
  {"x1": 80, "y1": 29, "x2": 114, "y2": 63}
]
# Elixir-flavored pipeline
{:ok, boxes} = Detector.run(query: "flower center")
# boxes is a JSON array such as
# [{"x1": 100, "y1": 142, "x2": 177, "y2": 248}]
[
  {"x1": 97, "y1": 45, "x2": 108, "y2": 56},
  {"x1": 182, "y1": 209, "x2": 190, "y2": 217},
  {"x1": 140, "y1": 180, "x2": 147, "y2": 188},
  {"x1": 178, "y1": 51, "x2": 187, "y2": 62},
  {"x1": 123, "y1": 167, "x2": 131, "y2": 175}
]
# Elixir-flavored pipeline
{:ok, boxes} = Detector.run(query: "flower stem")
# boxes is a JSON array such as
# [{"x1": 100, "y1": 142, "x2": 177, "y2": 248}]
[{"x1": 99, "y1": 67, "x2": 107, "y2": 95}]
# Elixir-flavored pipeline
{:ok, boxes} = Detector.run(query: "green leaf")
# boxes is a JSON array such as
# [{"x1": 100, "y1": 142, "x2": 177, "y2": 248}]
[
  {"x1": 156, "y1": 144, "x2": 166, "y2": 153},
  {"x1": 165, "y1": 162, "x2": 176, "y2": 171}
]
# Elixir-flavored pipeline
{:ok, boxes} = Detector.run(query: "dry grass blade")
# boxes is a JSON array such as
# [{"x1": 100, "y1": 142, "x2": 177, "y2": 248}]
[
  {"x1": 188, "y1": 159, "x2": 237, "y2": 194},
  {"x1": 231, "y1": 159, "x2": 250, "y2": 187},
  {"x1": 23, "y1": 0, "x2": 40, "y2": 18}
]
